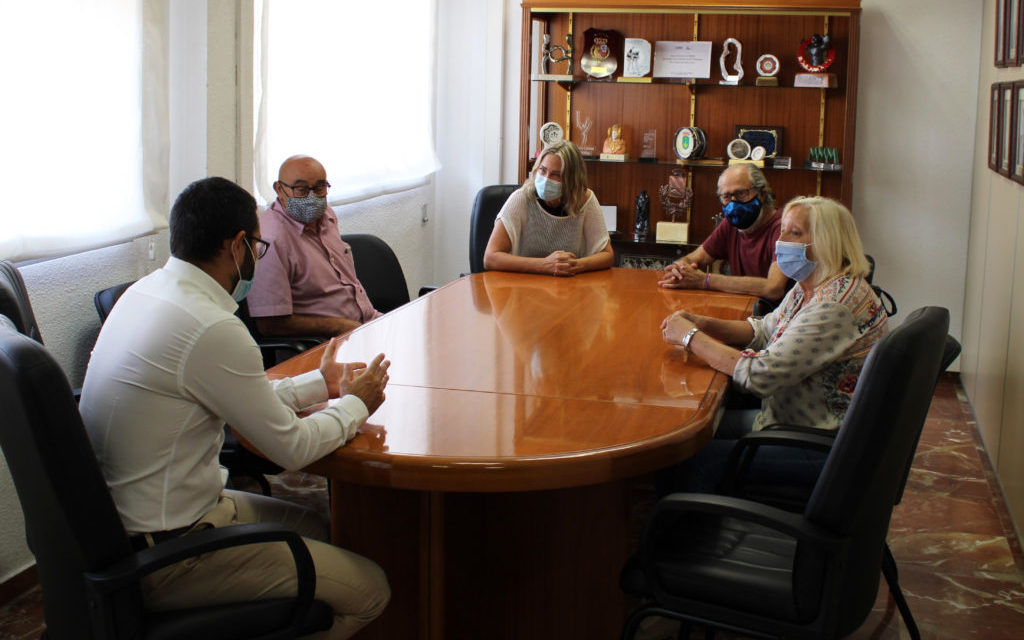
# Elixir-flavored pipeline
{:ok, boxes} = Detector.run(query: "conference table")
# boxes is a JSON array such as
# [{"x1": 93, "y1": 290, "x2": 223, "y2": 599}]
[{"x1": 267, "y1": 267, "x2": 755, "y2": 640}]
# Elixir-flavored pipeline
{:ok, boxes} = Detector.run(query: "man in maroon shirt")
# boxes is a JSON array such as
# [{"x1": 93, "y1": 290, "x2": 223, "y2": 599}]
[{"x1": 658, "y1": 164, "x2": 789, "y2": 302}]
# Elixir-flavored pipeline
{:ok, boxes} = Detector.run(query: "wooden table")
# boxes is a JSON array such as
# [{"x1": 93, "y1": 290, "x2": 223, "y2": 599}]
[{"x1": 268, "y1": 268, "x2": 754, "y2": 640}]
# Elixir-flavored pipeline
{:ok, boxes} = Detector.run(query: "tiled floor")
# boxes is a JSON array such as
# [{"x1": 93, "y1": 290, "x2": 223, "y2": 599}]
[{"x1": 2, "y1": 376, "x2": 1022, "y2": 639}]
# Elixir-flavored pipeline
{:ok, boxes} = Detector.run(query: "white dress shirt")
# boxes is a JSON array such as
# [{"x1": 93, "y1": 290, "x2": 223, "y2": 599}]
[{"x1": 81, "y1": 257, "x2": 367, "y2": 533}]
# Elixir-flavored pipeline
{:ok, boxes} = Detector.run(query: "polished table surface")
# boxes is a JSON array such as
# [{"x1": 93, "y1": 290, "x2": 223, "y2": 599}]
[
  {"x1": 267, "y1": 267, "x2": 755, "y2": 640},
  {"x1": 270, "y1": 268, "x2": 756, "y2": 492}
]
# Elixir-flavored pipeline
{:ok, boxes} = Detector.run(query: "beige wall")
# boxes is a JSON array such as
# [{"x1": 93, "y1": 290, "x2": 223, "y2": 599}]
[{"x1": 963, "y1": 0, "x2": 1024, "y2": 533}]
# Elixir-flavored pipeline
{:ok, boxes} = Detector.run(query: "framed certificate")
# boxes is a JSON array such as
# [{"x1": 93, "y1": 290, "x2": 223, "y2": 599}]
[
  {"x1": 991, "y1": 85, "x2": 1001, "y2": 171},
  {"x1": 1013, "y1": 81, "x2": 1024, "y2": 183},
  {"x1": 997, "y1": 0, "x2": 1008, "y2": 67},
  {"x1": 1002, "y1": 83, "x2": 1014, "y2": 176},
  {"x1": 1009, "y1": 0, "x2": 1021, "y2": 66}
]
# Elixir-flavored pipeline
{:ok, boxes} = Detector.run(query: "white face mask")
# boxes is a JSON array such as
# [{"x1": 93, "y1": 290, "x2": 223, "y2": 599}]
[{"x1": 534, "y1": 174, "x2": 563, "y2": 201}]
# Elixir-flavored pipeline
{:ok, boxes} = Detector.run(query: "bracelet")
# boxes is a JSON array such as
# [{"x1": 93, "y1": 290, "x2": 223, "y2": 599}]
[
  {"x1": 681, "y1": 326, "x2": 700, "y2": 352},
  {"x1": 703, "y1": 272, "x2": 711, "y2": 290}
]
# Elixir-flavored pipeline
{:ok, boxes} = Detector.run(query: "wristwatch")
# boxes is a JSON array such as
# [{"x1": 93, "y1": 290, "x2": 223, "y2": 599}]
[{"x1": 681, "y1": 326, "x2": 700, "y2": 352}]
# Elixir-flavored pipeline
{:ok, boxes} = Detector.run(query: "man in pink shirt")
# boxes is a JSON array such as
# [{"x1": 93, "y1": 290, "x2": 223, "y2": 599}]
[{"x1": 249, "y1": 155, "x2": 382, "y2": 337}]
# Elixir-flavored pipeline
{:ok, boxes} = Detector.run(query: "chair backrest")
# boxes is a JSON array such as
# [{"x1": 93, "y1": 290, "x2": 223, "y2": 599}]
[
  {"x1": 94, "y1": 281, "x2": 135, "y2": 324},
  {"x1": 0, "y1": 259, "x2": 43, "y2": 342},
  {"x1": 803, "y1": 306, "x2": 949, "y2": 632},
  {"x1": 0, "y1": 325, "x2": 138, "y2": 639},
  {"x1": 469, "y1": 184, "x2": 519, "y2": 274},
  {"x1": 341, "y1": 233, "x2": 411, "y2": 314}
]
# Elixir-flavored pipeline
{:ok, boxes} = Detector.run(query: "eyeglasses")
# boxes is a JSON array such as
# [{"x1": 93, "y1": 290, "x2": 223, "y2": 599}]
[
  {"x1": 717, "y1": 187, "x2": 757, "y2": 203},
  {"x1": 280, "y1": 181, "x2": 331, "y2": 198},
  {"x1": 248, "y1": 236, "x2": 271, "y2": 259}
]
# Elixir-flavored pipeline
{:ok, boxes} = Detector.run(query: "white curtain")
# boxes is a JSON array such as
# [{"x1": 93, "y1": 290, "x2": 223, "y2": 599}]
[
  {"x1": 254, "y1": 0, "x2": 440, "y2": 206},
  {"x1": 0, "y1": 0, "x2": 169, "y2": 263}
]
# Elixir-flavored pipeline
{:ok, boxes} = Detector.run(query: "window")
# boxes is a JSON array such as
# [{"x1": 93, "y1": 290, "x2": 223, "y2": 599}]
[
  {"x1": 253, "y1": 0, "x2": 439, "y2": 206},
  {"x1": 0, "y1": 0, "x2": 168, "y2": 262}
]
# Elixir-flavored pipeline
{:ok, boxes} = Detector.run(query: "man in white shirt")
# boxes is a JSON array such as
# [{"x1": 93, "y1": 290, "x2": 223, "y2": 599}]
[{"x1": 80, "y1": 177, "x2": 391, "y2": 640}]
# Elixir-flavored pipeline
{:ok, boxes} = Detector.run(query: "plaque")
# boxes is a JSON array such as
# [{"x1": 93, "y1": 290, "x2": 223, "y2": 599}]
[
  {"x1": 640, "y1": 129, "x2": 657, "y2": 162},
  {"x1": 581, "y1": 28, "x2": 620, "y2": 79},
  {"x1": 673, "y1": 127, "x2": 706, "y2": 160},
  {"x1": 719, "y1": 38, "x2": 744, "y2": 85},
  {"x1": 727, "y1": 137, "x2": 751, "y2": 160},
  {"x1": 755, "y1": 53, "x2": 780, "y2": 86},
  {"x1": 574, "y1": 111, "x2": 598, "y2": 158},
  {"x1": 623, "y1": 38, "x2": 652, "y2": 78},
  {"x1": 653, "y1": 41, "x2": 712, "y2": 79},
  {"x1": 734, "y1": 125, "x2": 782, "y2": 157},
  {"x1": 750, "y1": 146, "x2": 767, "y2": 162},
  {"x1": 539, "y1": 122, "x2": 564, "y2": 147}
]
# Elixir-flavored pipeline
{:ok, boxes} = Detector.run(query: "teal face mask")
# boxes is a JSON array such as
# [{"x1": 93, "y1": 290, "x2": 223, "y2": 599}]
[{"x1": 231, "y1": 238, "x2": 257, "y2": 302}]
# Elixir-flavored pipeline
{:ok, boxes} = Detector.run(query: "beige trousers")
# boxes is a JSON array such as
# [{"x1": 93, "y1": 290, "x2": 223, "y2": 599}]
[{"x1": 140, "y1": 490, "x2": 390, "y2": 639}]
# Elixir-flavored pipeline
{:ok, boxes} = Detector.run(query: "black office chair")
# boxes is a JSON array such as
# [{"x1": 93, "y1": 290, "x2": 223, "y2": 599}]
[
  {"x1": 469, "y1": 184, "x2": 519, "y2": 274},
  {"x1": 0, "y1": 259, "x2": 43, "y2": 343},
  {"x1": 94, "y1": 281, "x2": 135, "y2": 324},
  {"x1": 0, "y1": 323, "x2": 333, "y2": 640},
  {"x1": 620, "y1": 306, "x2": 950, "y2": 640},
  {"x1": 717, "y1": 328, "x2": 960, "y2": 640},
  {"x1": 341, "y1": 233, "x2": 411, "y2": 313}
]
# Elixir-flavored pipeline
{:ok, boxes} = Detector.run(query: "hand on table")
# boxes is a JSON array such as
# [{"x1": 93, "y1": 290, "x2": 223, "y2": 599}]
[
  {"x1": 319, "y1": 339, "x2": 391, "y2": 414},
  {"x1": 543, "y1": 250, "x2": 579, "y2": 277},
  {"x1": 661, "y1": 310, "x2": 699, "y2": 346},
  {"x1": 658, "y1": 261, "x2": 706, "y2": 289}
]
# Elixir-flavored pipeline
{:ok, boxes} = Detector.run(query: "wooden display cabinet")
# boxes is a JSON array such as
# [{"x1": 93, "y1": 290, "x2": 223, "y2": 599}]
[{"x1": 518, "y1": 0, "x2": 861, "y2": 263}]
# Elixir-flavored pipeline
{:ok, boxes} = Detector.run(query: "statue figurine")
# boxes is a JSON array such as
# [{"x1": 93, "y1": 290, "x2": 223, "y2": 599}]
[
  {"x1": 634, "y1": 190, "x2": 650, "y2": 241},
  {"x1": 806, "y1": 33, "x2": 831, "y2": 68},
  {"x1": 603, "y1": 124, "x2": 627, "y2": 155}
]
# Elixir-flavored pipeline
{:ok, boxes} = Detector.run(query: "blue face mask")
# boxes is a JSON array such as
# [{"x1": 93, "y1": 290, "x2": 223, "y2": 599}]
[
  {"x1": 775, "y1": 240, "x2": 818, "y2": 282},
  {"x1": 231, "y1": 238, "x2": 257, "y2": 302},
  {"x1": 723, "y1": 196, "x2": 762, "y2": 230},
  {"x1": 534, "y1": 174, "x2": 563, "y2": 202}
]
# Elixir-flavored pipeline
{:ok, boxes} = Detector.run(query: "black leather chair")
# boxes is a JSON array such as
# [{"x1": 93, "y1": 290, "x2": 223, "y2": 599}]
[
  {"x1": 341, "y1": 233, "x2": 411, "y2": 313},
  {"x1": 620, "y1": 306, "x2": 951, "y2": 640},
  {"x1": 94, "y1": 281, "x2": 135, "y2": 324},
  {"x1": 0, "y1": 259, "x2": 43, "y2": 343},
  {"x1": 0, "y1": 323, "x2": 333, "y2": 640},
  {"x1": 469, "y1": 184, "x2": 518, "y2": 274}
]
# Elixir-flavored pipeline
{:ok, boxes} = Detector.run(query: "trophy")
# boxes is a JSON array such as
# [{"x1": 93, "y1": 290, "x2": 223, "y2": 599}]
[
  {"x1": 795, "y1": 33, "x2": 837, "y2": 87},
  {"x1": 600, "y1": 123, "x2": 629, "y2": 161},
  {"x1": 574, "y1": 111, "x2": 598, "y2": 158},
  {"x1": 540, "y1": 33, "x2": 574, "y2": 81},
  {"x1": 719, "y1": 38, "x2": 744, "y2": 85},
  {"x1": 656, "y1": 170, "x2": 692, "y2": 243},
  {"x1": 634, "y1": 191, "x2": 650, "y2": 242},
  {"x1": 640, "y1": 129, "x2": 657, "y2": 162}
]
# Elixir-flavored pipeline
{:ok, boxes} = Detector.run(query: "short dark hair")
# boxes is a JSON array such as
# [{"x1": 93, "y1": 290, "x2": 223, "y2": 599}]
[{"x1": 169, "y1": 177, "x2": 258, "y2": 262}]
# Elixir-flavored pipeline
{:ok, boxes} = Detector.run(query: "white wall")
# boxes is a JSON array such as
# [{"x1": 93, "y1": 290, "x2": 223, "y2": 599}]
[{"x1": 852, "y1": 1, "x2": 979, "y2": 351}]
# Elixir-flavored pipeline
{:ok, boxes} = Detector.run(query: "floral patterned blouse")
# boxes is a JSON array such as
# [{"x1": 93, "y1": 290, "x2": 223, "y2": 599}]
[{"x1": 732, "y1": 273, "x2": 889, "y2": 431}]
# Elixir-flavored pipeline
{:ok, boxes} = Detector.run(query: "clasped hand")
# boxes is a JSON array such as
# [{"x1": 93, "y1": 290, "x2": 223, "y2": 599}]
[
  {"x1": 658, "y1": 261, "x2": 705, "y2": 289},
  {"x1": 319, "y1": 338, "x2": 391, "y2": 415},
  {"x1": 543, "y1": 250, "x2": 579, "y2": 277},
  {"x1": 661, "y1": 309, "x2": 698, "y2": 346}
]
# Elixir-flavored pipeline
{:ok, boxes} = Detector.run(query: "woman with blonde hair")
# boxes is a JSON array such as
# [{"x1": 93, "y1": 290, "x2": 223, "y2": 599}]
[
  {"x1": 660, "y1": 196, "x2": 888, "y2": 490},
  {"x1": 483, "y1": 140, "x2": 613, "y2": 276}
]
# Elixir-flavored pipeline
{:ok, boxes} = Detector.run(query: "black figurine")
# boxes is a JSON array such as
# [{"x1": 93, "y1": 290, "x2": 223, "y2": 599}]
[
  {"x1": 634, "y1": 190, "x2": 650, "y2": 241},
  {"x1": 806, "y1": 33, "x2": 831, "y2": 68}
]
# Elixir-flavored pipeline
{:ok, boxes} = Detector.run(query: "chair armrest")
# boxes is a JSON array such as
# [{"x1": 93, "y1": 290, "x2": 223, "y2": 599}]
[
  {"x1": 719, "y1": 428, "x2": 836, "y2": 498},
  {"x1": 417, "y1": 286, "x2": 437, "y2": 297},
  {"x1": 643, "y1": 492, "x2": 844, "y2": 553},
  {"x1": 85, "y1": 522, "x2": 314, "y2": 598}
]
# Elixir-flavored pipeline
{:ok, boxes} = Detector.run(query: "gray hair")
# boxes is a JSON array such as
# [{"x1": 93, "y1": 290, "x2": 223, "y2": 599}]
[{"x1": 726, "y1": 164, "x2": 776, "y2": 212}]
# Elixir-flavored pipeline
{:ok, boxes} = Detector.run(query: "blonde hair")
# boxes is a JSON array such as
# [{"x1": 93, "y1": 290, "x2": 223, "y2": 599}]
[
  {"x1": 525, "y1": 140, "x2": 590, "y2": 215},
  {"x1": 783, "y1": 196, "x2": 871, "y2": 280}
]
